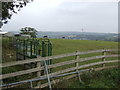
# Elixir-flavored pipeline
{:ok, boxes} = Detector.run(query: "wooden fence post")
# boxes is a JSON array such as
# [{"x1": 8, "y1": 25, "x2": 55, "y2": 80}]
[
  {"x1": 102, "y1": 48, "x2": 106, "y2": 69},
  {"x1": 0, "y1": 35, "x2": 2, "y2": 90},
  {"x1": 75, "y1": 51, "x2": 82, "y2": 82},
  {"x1": 37, "y1": 61, "x2": 41, "y2": 88}
]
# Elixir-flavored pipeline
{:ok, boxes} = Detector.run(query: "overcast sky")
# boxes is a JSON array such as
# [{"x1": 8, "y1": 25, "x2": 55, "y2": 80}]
[{"x1": 1, "y1": 0, "x2": 118, "y2": 33}]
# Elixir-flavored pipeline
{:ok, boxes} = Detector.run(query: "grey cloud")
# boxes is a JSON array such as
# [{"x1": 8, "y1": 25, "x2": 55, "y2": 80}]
[{"x1": 2, "y1": 1, "x2": 118, "y2": 33}]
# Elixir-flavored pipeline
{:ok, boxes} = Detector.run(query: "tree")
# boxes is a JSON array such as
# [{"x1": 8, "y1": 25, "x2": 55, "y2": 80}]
[
  {"x1": 20, "y1": 27, "x2": 37, "y2": 38},
  {"x1": 0, "y1": 0, "x2": 33, "y2": 28}
]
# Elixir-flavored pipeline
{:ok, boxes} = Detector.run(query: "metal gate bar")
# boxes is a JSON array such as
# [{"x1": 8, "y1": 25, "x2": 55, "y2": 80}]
[
  {"x1": 0, "y1": 69, "x2": 91, "y2": 88},
  {"x1": 43, "y1": 60, "x2": 52, "y2": 90}
]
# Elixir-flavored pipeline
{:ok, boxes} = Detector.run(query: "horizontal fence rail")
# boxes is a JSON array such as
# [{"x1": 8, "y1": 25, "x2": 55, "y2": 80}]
[
  {"x1": 0, "y1": 69, "x2": 91, "y2": 87},
  {"x1": 0, "y1": 49, "x2": 119, "y2": 88},
  {"x1": 0, "y1": 49, "x2": 118, "y2": 68},
  {"x1": 0, "y1": 55, "x2": 119, "y2": 79},
  {"x1": 1, "y1": 65, "x2": 118, "y2": 89}
]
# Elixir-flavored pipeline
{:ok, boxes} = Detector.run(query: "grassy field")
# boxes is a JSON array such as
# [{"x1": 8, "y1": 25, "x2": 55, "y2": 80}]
[
  {"x1": 2, "y1": 38, "x2": 119, "y2": 88},
  {"x1": 50, "y1": 39, "x2": 119, "y2": 88},
  {"x1": 50, "y1": 39, "x2": 118, "y2": 55},
  {"x1": 50, "y1": 39, "x2": 118, "y2": 72},
  {"x1": 2, "y1": 38, "x2": 118, "y2": 62}
]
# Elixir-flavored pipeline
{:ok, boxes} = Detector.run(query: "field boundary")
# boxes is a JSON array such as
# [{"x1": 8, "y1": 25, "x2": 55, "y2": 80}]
[
  {"x1": 0, "y1": 49, "x2": 119, "y2": 89},
  {"x1": 39, "y1": 65, "x2": 118, "y2": 88}
]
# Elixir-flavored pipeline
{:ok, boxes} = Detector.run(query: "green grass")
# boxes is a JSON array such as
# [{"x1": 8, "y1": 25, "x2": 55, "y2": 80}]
[
  {"x1": 70, "y1": 68, "x2": 119, "y2": 88},
  {"x1": 49, "y1": 39, "x2": 118, "y2": 88},
  {"x1": 2, "y1": 38, "x2": 119, "y2": 88},
  {"x1": 51, "y1": 39, "x2": 118, "y2": 55},
  {"x1": 52, "y1": 67, "x2": 119, "y2": 88},
  {"x1": 50, "y1": 39, "x2": 118, "y2": 72},
  {"x1": 2, "y1": 37, "x2": 16, "y2": 63}
]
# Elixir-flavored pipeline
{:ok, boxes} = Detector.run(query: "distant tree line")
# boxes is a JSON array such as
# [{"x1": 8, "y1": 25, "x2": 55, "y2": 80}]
[{"x1": 75, "y1": 34, "x2": 119, "y2": 42}]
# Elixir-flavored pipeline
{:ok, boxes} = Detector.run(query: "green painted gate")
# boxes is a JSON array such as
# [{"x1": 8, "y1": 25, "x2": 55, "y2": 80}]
[{"x1": 14, "y1": 37, "x2": 52, "y2": 73}]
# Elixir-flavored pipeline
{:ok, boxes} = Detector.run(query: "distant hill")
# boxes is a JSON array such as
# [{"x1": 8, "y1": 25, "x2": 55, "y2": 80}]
[
  {"x1": 10, "y1": 31, "x2": 119, "y2": 42},
  {"x1": 37, "y1": 31, "x2": 118, "y2": 42},
  {"x1": 37, "y1": 31, "x2": 81, "y2": 38}
]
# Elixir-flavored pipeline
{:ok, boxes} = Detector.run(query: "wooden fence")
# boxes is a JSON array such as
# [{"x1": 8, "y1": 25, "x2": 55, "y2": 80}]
[{"x1": 0, "y1": 49, "x2": 119, "y2": 88}]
